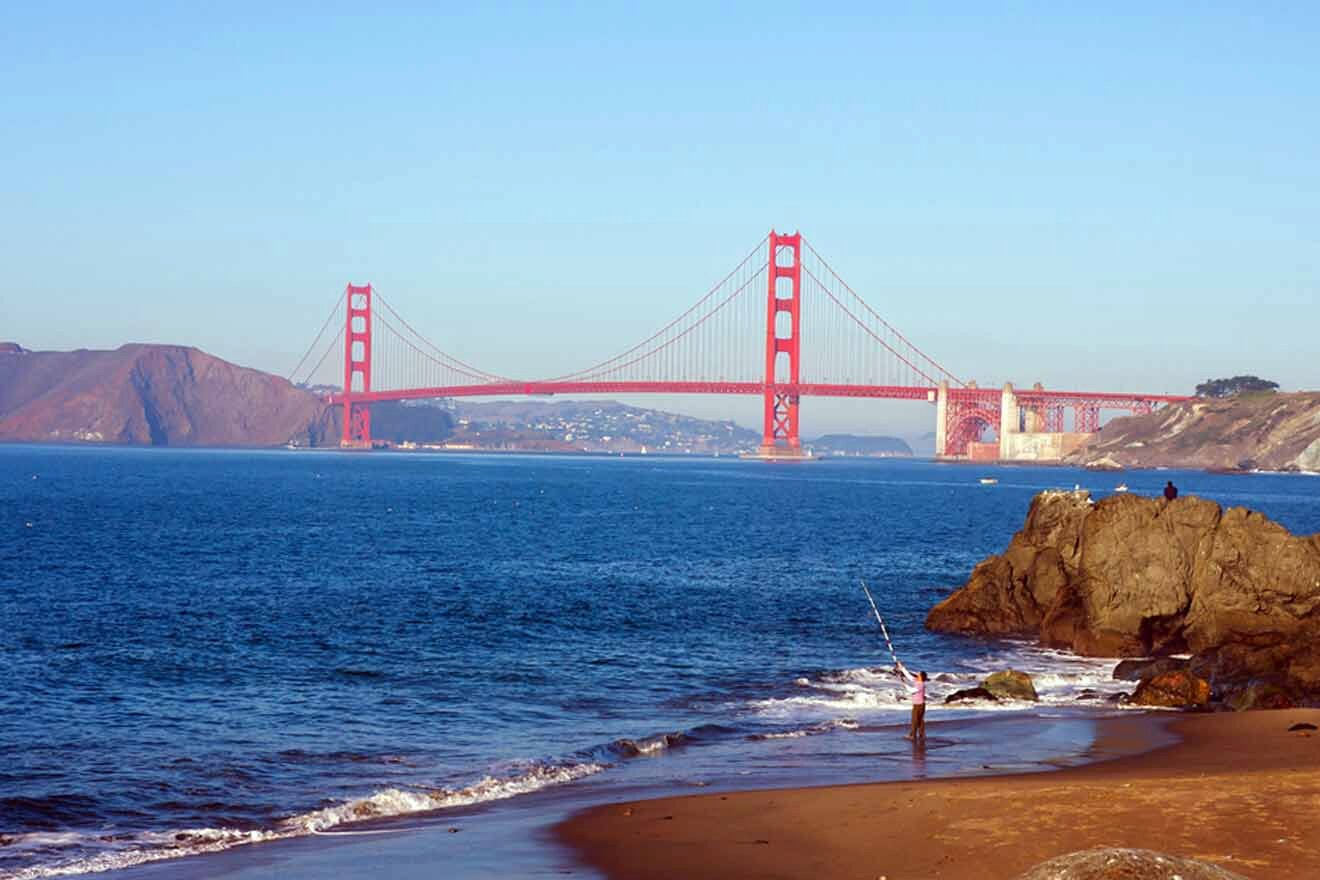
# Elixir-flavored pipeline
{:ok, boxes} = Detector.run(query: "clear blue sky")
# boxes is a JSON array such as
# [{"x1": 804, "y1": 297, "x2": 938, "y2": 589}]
[{"x1": 4, "y1": 3, "x2": 1317, "y2": 436}]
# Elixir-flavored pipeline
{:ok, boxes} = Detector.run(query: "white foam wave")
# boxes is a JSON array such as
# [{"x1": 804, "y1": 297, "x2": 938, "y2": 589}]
[
  {"x1": 1, "y1": 828, "x2": 285, "y2": 880},
  {"x1": 2, "y1": 761, "x2": 607, "y2": 880},
  {"x1": 611, "y1": 732, "x2": 685, "y2": 757},
  {"x1": 754, "y1": 719, "x2": 860, "y2": 740},
  {"x1": 287, "y1": 761, "x2": 607, "y2": 833},
  {"x1": 746, "y1": 647, "x2": 1131, "y2": 725}
]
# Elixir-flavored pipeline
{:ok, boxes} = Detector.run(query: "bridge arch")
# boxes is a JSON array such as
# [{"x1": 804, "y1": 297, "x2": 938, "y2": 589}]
[{"x1": 944, "y1": 403, "x2": 1000, "y2": 458}]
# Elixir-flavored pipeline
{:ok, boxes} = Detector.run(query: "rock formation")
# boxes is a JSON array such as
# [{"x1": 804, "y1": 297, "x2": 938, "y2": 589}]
[
  {"x1": 1131, "y1": 670, "x2": 1210, "y2": 708},
  {"x1": 1067, "y1": 391, "x2": 1320, "y2": 472},
  {"x1": 927, "y1": 490, "x2": 1320, "y2": 705}
]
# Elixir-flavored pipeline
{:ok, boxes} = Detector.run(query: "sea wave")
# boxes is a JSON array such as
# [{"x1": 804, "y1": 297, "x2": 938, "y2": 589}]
[
  {"x1": 0, "y1": 760, "x2": 607, "y2": 880},
  {"x1": 746, "y1": 647, "x2": 1126, "y2": 722},
  {"x1": 609, "y1": 732, "x2": 688, "y2": 757},
  {"x1": 2, "y1": 718, "x2": 748, "y2": 880},
  {"x1": 748, "y1": 718, "x2": 860, "y2": 740},
  {"x1": 286, "y1": 760, "x2": 607, "y2": 833}
]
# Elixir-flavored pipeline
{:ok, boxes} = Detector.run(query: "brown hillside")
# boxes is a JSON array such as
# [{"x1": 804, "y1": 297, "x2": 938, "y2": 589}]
[{"x1": 0, "y1": 343, "x2": 336, "y2": 446}]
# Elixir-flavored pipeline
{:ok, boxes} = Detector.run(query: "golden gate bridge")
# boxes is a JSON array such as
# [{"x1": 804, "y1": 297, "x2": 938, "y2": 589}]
[{"x1": 289, "y1": 231, "x2": 1188, "y2": 459}]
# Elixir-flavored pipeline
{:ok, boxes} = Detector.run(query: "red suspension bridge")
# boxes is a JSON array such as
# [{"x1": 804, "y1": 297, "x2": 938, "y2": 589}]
[{"x1": 289, "y1": 231, "x2": 1188, "y2": 459}]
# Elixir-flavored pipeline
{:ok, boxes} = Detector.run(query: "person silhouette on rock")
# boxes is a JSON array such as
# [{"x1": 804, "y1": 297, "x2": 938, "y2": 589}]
[{"x1": 1163, "y1": 480, "x2": 1178, "y2": 501}]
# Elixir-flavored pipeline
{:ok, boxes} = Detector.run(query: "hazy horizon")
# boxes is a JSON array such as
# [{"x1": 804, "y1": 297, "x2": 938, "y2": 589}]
[{"x1": 6, "y1": 4, "x2": 1317, "y2": 436}]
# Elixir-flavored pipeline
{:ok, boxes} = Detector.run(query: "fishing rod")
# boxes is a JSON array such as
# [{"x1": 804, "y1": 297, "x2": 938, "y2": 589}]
[{"x1": 860, "y1": 578, "x2": 902, "y2": 670}]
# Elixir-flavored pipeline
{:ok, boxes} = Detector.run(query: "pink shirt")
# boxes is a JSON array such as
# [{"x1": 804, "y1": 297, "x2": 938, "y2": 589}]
[{"x1": 911, "y1": 677, "x2": 926, "y2": 705}]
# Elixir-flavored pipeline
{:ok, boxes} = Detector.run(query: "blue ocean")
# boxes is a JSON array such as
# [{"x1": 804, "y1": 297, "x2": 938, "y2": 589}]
[{"x1": 4, "y1": 447, "x2": 1319, "y2": 879}]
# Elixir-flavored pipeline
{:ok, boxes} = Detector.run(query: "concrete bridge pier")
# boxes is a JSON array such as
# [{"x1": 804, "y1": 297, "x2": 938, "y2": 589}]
[
  {"x1": 934, "y1": 380, "x2": 949, "y2": 457},
  {"x1": 998, "y1": 382, "x2": 1017, "y2": 459}
]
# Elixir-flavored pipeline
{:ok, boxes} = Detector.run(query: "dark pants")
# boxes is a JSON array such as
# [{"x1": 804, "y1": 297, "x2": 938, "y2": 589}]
[{"x1": 908, "y1": 703, "x2": 926, "y2": 739}]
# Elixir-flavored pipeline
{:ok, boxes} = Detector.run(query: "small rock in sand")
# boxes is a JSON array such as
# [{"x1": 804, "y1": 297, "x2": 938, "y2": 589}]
[
  {"x1": 1015, "y1": 846, "x2": 1247, "y2": 879},
  {"x1": 1289, "y1": 722, "x2": 1318, "y2": 732}
]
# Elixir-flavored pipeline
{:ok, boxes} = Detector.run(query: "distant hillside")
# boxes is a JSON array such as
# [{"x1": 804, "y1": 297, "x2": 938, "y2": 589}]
[
  {"x1": 0, "y1": 342, "x2": 336, "y2": 447},
  {"x1": 908, "y1": 432, "x2": 937, "y2": 457},
  {"x1": 369, "y1": 401, "x2": 455, "y2": 445},
  {"x1": 810, "y1": 434, "x2": 913, "y2": 457},
  {"x1": 453, "y1": 399, "x2": 760, "y2": 454},
  {"x1": 1066, "y1": 391, "x2": 1320, "y2": 472}
]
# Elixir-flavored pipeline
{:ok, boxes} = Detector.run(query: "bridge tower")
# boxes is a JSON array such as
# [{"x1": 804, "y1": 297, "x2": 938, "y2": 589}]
[
  {"x1": 759, "y1": 230, "x2": 806, "y2": 458},
  {"x1": 341, "y1": 283, "x2": 373, "y2": 448}
]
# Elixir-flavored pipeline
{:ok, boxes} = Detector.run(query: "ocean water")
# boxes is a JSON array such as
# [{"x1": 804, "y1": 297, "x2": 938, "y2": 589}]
[{"x1": 3, "y1": 447, "x2": 1318, "y2": 879}]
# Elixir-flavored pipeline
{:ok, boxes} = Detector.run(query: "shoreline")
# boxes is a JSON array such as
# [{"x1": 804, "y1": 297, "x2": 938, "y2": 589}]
[{"x1": 555, "y1": 708, "x2": 1320, "y2": 879}]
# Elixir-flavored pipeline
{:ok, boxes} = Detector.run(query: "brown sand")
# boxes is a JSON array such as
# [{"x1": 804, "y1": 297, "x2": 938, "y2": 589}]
[{"x1": 555, "y1": 709, "x2": 1320, "y2": 879}]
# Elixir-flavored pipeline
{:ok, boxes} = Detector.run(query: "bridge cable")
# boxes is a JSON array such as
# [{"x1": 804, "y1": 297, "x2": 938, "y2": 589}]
[
  {"x1": 555, "y1": 262, "x2": 767, "y2": 384},
  {"x1": 288, "y1": 296, "x2": 345, "y2": 383},
  {"x1": 303, "y1": 327, "x2": 345, "y2": 390},
  {"x1": 802, "y1": 238, "x2": 964, "y2": 387},
  {"x1": 373, "y1": 309, "x2": 513, "y2": 386},
  {"x1": 802, "y1": 266, "x2": 950, "y2": 388},
  {"x1": 539, "y1": 236, "x2": 768, "y2": 383},
  {"x1": 374, "y1": 291, "x2": 512, "y2": 383}
]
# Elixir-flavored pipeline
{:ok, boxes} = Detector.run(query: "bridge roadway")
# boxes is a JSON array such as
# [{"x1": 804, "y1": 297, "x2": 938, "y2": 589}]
[{"x1": 328, "y1": 381, "x2": 1185, "y2": 407}]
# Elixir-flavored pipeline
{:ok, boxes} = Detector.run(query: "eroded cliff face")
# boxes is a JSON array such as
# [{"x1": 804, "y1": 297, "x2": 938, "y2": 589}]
[
  {"x1": 927, "y1": 490, "x2": 1320, "y2": 699},
  {"x1": 1067, "y1": 392, "x2": 1320, "y2": 473},
  {"x1": 0, "y1": 344, "x2": 336, "y2": 446}
]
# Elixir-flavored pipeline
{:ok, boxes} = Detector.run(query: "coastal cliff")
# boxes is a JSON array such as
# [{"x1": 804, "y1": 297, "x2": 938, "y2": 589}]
[
  {"x1": 927, "y1": 490, "x2": 1320, "y2": 703},
  {"x1": 1067, "y1": 392, "x2": 1320, "y2": 472},
  {"x1": 0, "y1": 342, "x2": 335, "y2": 446}
]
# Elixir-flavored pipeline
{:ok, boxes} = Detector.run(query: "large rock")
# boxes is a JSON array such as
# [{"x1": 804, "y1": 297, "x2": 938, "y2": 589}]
[
  {"x1": 1131, "y1": 670, "x2": 1211, "y2": 708},
  {"x1": 1112, "y1": 657, "x2": 1187, "y2": 682},
  {"x1": 924, "y1": 489, "x2": 1092, "y2": 638},
  {"x1": 1016, "y1": 847, "x2": 1246, "y2": 880},
  {"x1": 982, "y1": 670, "x2": 1038, "y2": 701},
  {"x1": 927, "y1": 490, "x2": 1320, "y2": 703}
]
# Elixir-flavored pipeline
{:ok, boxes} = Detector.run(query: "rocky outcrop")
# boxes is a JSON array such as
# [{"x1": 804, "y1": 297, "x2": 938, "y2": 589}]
[
  {"x1": 928, "y1": 489, "x2": 1320, "y2": 704},
  {"x1": 1016, "y1": 847, "x2": 1246, "y2": 880},
  {"x1": 1068, "y1": 391, "x2": 1320, "y2": 473}
]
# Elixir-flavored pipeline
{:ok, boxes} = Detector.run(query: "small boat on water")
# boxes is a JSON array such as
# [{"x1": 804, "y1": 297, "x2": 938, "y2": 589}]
[
  {"x1": 979, "y1": 477, "x2": 998, "y2": 485},
  {"x1": 1114, "y1": 483, "x2": 1130, "y2": 492}
]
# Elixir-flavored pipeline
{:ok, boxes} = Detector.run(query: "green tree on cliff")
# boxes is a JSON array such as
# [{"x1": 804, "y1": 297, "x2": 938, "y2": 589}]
[{"x1": 1195, "y1": 375, "x2": 1279, "y2": 398}]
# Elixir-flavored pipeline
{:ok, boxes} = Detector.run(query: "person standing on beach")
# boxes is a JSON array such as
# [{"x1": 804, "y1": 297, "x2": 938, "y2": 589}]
[
  {"x1": 1164, "y1": 480, "x2": 1178, "y2": 500},
  {"x1": 896, "y1": 663, "x2": 928, "y2": 741}
]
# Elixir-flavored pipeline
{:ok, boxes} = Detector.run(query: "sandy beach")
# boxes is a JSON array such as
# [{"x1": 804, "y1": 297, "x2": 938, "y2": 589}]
[{"x1": 556, "y1": 708, "x2": 1320, "y2": 879}]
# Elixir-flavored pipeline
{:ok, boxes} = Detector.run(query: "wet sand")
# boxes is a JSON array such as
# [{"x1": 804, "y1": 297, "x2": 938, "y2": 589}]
[{"x1": 555, "y1": 709, "x2": 1320, "y2": 879}]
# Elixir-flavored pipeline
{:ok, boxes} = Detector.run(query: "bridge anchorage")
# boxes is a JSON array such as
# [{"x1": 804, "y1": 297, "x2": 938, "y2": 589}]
[{"x1": 288, "y1": 229, "x2": 1189, "y2": 460}]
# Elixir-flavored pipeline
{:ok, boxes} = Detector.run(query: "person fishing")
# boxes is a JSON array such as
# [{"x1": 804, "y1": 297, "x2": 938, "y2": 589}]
[
  {"x1": 895, "y1": 661, "x2": 929, "y2": 741},
  {"x1": 860, "y1": 580, "x2": 930, "y2": 743}
]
